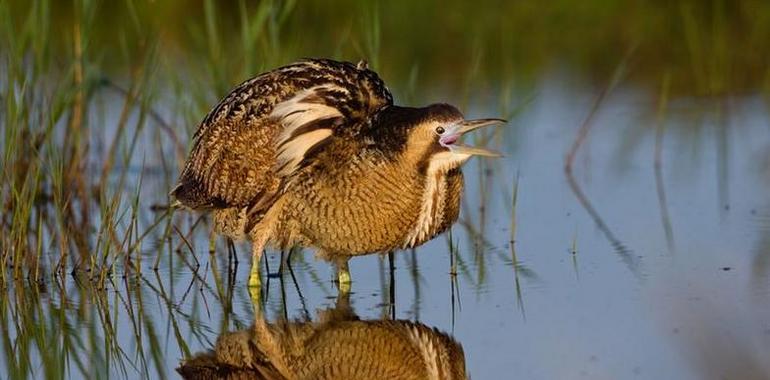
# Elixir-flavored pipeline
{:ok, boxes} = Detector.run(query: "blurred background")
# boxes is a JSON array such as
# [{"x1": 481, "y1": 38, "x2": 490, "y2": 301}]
[{"x1": 1, "y1": 1, "x2": 770, "y2": 379}]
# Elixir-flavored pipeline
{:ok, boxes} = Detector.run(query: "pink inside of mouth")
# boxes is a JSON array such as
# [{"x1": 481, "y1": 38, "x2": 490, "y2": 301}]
[{"x1": 441, "y1": 135, "x2": 459, "y2": 146}]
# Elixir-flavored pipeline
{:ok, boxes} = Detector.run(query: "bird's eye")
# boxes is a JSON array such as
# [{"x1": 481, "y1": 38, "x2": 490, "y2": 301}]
[{"x1": 435, "y1": 126, "x2": 446, "y2": 135}]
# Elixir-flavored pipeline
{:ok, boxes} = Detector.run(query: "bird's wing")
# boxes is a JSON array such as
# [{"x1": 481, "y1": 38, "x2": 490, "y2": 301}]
[{"x1": 172, "y1": 59, "x2": 393, "y2": 211}]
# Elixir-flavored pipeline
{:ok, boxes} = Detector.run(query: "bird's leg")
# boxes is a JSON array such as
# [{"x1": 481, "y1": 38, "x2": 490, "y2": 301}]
[
  {"x1": 278, "y1": 249, "x2": 286, "y2": 275},
  {"x1": 248, "y1": 233, "x2": 268, "y2": 305},
  {"x1": 226, "y1": 238, "x2": 238, "y2": 265},
  {"x1": 388, "y1": 251, "x2": 396, "y2": 320},
  {"x1": 335, "y1": 285, "x2": 353, "y2": 316},
  {"x1": 249, "y1": 244, "x2": 263, "y2": 287},
  {"x1": 251, "y1": 296, "x2": 292, "y2": 379},
  {"x1": 317, "y1": 285, "x2": 355, "y2": 325},
  {"x1": 335, "y1": 257, "x2": 351, "y2": 294}
]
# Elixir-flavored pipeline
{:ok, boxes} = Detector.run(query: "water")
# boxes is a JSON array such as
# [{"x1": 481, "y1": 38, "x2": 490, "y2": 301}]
[{"x1": 3, "y1": 76, "x2": 770, "y2": 379}]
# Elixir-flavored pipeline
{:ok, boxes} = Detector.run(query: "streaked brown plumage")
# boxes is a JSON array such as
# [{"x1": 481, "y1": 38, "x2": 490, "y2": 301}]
[
  {"x1": 172, "y1": 58, "x2": 503, "y2": 286},
  {"x1": 177, "y1": 294, "x2": 467, "y2": 380}
]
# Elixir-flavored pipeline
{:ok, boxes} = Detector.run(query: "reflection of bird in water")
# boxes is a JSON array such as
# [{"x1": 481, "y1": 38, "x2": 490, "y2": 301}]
[
  {"x1": 177, "y1": 293, "x2": 467, "y2": 380},
  {"x1": 171, "y1": 58, "x2": 503, "y2": 289}
]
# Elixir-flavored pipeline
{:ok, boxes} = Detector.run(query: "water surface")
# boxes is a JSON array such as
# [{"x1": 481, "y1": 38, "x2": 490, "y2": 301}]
[{"x1": 4, "y1": 72, "x2": 769, "y2": 379}]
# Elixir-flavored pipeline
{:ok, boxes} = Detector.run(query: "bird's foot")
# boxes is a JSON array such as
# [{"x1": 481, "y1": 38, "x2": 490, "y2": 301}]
[
  {"x1": 249, "y1": 285, "x2": 261, "y2": 307},
  {"x1": 337, "y1": 269, "x2": 351, "y2": 293},
  {"x1": 248, "y1": 263, "x2": 261, "y2": 288},
  {"x1": 248, "y1": 265, "x2": 262, "y2": 309},
  {"x1": 337, "y1": 269, "x2": 351, "y2": 284}
]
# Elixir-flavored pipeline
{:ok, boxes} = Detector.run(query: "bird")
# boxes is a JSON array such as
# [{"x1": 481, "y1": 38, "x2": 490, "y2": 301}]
[
  {"x1": 171, "y1": 58, "x2": 503, "y2": 289},
  {"x1": 176, "y1": 291, "x2": 467, "y2": 380}
]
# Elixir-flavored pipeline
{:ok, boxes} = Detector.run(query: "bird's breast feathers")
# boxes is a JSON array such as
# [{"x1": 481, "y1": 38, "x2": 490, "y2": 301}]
[{"x1": 403, "y1": 162, "x2": 461, "y2": 248}]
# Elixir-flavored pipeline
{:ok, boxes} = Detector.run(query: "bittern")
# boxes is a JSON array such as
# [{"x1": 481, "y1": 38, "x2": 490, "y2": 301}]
[
  {"x1": 172, "y1": 58, "x2": 503, "y2": 288},
  {"x1": 177, "y1": 292, "x2": 467, "y2": 380}
]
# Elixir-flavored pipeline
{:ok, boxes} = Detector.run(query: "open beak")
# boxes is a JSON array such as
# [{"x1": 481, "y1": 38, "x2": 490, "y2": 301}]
[{"x1": 440, "y1": 118, "x2": 506, "y2": 157}]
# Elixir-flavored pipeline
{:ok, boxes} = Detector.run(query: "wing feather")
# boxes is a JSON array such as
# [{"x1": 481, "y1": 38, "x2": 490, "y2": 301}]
[
  {"x1": 271, "y1": 86, "x2": 343, "y2": 176},
  {"x1": 172, "y1": 59, "x2": 393, "y2": 213}
]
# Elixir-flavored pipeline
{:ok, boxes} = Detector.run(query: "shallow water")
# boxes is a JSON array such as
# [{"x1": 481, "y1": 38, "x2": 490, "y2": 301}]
[{"x1": 3, "y1": 75, "x2": 770, "y2": 379}]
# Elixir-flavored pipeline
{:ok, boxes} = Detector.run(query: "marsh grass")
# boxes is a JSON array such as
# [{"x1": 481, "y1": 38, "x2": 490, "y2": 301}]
[
  {"x1": 654, "y1": 72, "x2": 676, "y2": 254},
  {"x1": 507, "y1": 173, "x2": 527, "y2": 317},
  {"x1": 0, "y1": 0, "x2": 303, "y2": 286},
  {"x1": 0, "y1": 1, "x2": 300, "y2": 377},
  {"x1": 447, "y1": 228, "x2": 458, "y2": 276},
  {"x1": 1, "y1": 0, "x2": 769, "y2": 378},
  {"x1": 2, "y1": 0, "x2": 765, "y2": 287},
  {"x1": 509, "y1": 172, "x2": 519, "y2": 247}
]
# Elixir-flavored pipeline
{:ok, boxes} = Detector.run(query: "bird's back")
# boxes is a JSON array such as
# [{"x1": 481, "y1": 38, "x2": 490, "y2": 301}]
[{"x1": 172, "y1": 59, "x2": 393, "y2": 218}]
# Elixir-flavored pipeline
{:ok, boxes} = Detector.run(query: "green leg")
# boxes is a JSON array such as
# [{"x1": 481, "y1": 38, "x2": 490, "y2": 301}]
[
  {"x1": 248, "y1": 240, "x2": 265, "y2": 306},
  {"x1": 336, "y1": 257, "x2": 351, "y2": 294},
  {"x1": 247, "y1": 231, "x2": 272, "y2": 311}
]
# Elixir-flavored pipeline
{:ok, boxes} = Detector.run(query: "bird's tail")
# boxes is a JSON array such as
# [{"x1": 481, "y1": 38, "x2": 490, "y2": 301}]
[
  {"x1": 169, "y1": 176, "x2": 214, "y2": 209},
  {"x1": 168, "y1": 183, "x2": 185, "y2": 209}
]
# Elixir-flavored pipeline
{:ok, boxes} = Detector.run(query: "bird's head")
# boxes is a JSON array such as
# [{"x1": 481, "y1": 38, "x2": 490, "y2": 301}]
[{"x1": 371, "y1": 103, "x2": 504, "y2": 173}]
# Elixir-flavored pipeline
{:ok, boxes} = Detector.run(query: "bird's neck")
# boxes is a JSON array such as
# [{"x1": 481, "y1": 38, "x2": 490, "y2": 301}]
[{"x1": 402, "y1": 156, "x2": 464, "y2": 248}]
